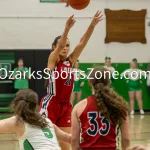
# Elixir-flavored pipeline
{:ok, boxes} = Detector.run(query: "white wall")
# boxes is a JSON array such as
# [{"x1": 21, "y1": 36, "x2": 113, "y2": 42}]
[{"x1": 0, "y1": 0, "x2": 150, "y2": 63}]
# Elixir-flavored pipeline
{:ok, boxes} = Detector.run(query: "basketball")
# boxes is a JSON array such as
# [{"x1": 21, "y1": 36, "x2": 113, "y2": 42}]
[{"x1": 68, "y1": 0, "x2": 90, "y2": 10}]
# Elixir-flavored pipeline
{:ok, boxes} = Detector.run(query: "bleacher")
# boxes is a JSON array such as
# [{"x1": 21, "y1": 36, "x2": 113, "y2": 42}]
[{"x1": 0, "y1": 51, "x2": 15, "y2": 112}]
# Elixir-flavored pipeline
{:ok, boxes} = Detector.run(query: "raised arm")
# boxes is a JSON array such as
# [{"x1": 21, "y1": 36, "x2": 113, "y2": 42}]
[
  {"x1": 68, "y1": 11, "x2": 103, "y2": 64},
  {"x1": 48, "y1": 15, "x2": 76, "y2": 70}
]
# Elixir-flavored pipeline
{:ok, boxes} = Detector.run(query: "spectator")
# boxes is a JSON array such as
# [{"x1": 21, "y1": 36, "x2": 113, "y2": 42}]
[
  {"x1": 104, "y1": 57, "x2": 116, "y2": 89},
  {"x1": 13, "y1": 58, "x2": 30, "y2": 92},
  {"x1": 70, "y1": 60, "x2": 86, "y2": 105},
  {"x1": 121, "y1": 58, "x2": 145, "y2": 115}
]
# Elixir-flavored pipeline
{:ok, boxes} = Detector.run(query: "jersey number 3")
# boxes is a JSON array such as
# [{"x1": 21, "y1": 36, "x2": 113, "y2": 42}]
[
  {"x1": 42, "y1": 128, "x2": 53, "y2": 139},
  {"x1": 87, "y1": 112, "x2": 110, "y2": 136}
]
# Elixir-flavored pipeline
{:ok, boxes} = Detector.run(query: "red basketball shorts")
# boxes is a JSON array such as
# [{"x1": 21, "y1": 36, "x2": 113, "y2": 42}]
[{"x1": 39, "y1": 95, "x2": 72, "y2": 127}]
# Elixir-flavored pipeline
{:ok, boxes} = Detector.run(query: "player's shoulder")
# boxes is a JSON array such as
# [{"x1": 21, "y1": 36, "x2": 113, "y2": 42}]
[
  {"x1": 45, "y1": 117, "x2": 52, "y2": 123},
  {"x1": 75, "y1": 99, "x2": 87, "y2": 108},
  {"x1": 48, "y1": 51, "x2": 60, "y2": 62},
  {"x1": 9, "y1": 116, "x2": 18, "y2": 122},
  {"x1": 73, "y1": 99, "x2": 87, "y2": 114},
  {"x1": 5, "y1": 116, "x2": 24, "y2": 128},
  {"x1": 45, "y1": 118, "x2": 53, "y2": 127},
  {"x1": 72, "y1": 99, "x2": 87, "y2": 118}
]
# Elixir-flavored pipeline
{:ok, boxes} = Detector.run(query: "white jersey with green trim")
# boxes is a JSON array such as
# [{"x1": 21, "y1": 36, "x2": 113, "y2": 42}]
[{"x1": 18, "y1": 118, "x2": 61, "y2": 150}]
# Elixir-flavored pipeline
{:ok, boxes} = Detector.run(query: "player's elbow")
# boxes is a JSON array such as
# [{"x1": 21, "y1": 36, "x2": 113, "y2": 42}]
[{"x1": 121, "y1": 137, "x2": 130, "y2": 150}]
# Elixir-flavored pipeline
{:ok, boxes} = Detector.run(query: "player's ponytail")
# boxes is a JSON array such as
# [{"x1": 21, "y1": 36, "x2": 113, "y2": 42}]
[
  {"x1": 89, "y1": 67, "x2": 130, "y2": 125},
  {"x1": 51, "y1": 35, "x2": 69, "y2": 51},
  {"x1": 11, "y1": 89, "x2": 49, "y2": 128},
  {"x1": 94, "y1": 83, "x2": 109, "y2": 117},
  {"x1": 52, "y1": 35, "x2": 61, "y2": 51}
]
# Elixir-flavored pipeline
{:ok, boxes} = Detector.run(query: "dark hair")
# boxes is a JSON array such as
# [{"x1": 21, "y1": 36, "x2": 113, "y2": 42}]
[
  {"x1": 10, "y1": 89, "x2": 49, "y2": 128},
  {"x1": 18, "y1": 58, "x2": 24, "y2": 63},
  {"x1": 44, "y1": 36, "x2": 62, "y2": 89},
  {"x1": 89, "y1": 67, "x2": 130, "y2": 125},
  {"x1": 105, "y1": 56, "x2": 111, "y2": 60},
  {"x1": 52, "y1": 36, "x2": 61, "y2": 51},
  {"x1": 132, "y1": 58, "x2": 137, "y2": 63},
  {"x1": 131, "y1": 58, "x2": 138, "y2": 68},
  {"x1": 52, "y1": 35, "x2": 70, "y2": 51},
  {"x1": 132, "y1": 58, "x2": 138, "y2": 68}
]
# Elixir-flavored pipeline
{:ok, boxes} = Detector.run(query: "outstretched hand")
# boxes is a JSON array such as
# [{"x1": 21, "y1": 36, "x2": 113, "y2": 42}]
[
  {"x1": 65, "y1": 15, "x2": 76, "y2": 30},
  {"x1": 91, "y1": 10, "x2": 103, "y2": 27}
]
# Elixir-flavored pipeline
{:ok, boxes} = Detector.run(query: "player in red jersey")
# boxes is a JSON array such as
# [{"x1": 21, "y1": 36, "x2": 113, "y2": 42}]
[
  {"x1": 71, "y1": 67, "x2": 130, "y2": 150},
  {"x1": 39, "y1": 11, "x2": 103, "y2": 150}
]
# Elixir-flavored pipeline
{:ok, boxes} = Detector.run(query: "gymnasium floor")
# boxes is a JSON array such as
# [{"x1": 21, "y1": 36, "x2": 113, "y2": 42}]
[
  {"x1": 128, "y1": 114, "x2": 150, "y2": 147},
  {"x1": 118, "y1": 114, "x2": 150, "y2": 148},
  {"x1": 0, "y1": 114, "x2": 150, "y2": 149}
]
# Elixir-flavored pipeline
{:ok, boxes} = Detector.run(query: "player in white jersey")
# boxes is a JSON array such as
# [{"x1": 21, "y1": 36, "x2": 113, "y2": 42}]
[{"x1": 0, "y1": 89, "x2": 71, "y2": 150}]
